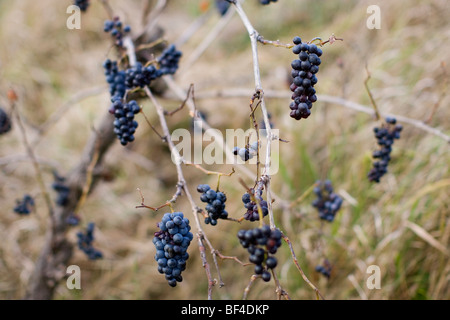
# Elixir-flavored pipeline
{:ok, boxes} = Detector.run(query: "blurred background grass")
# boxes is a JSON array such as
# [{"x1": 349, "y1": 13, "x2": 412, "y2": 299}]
[{"x1": 0, "y1": 0, "x2": 449, "y2": 300}]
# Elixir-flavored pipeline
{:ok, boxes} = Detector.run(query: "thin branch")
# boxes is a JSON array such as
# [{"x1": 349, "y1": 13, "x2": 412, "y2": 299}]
[
  {"x1": 271, "y1": 268, "x2": 291, "y2": 300},
  {"x1": 243, "y1": 274, "x2": 260, "y2": 300},
  {"x1": 193, "y1": 88, "x2": 450, "y2": 144},
  {"x1": 289, "y1": 183, "x2": 316, "y2": 209},
  {"x1": 282, "y1": 233, "x2": 325, "y2": 300},
  {"x1": 181, "y1": 5, "x2": 236, "y2": 72},
  {"x1": 197, "y1": 233, "x2": 216, "y2": 300},
  {"x1": 145, "y1": 86, "x2": 224, "y2": 299},
  {"x1": 231, "y1": 0, "x2": 275, "y2": 229},
  {"x1": 184, "y1": 162, "x2": 235, "y2": 177},
  {"x1": 164, "y1": 83, "x2": 194, "y2": 116},
  {"x1": 135, "y1": 188, "x2": 172, "y2": 211},
  {"x1": 364, "y1": 65, "x2": 381, "y2": 121},
  {"x1": 10, "y1": 96, "x2": 55, "y2": 224},
  {"x1": 72, "y1": 141, "x2": 100, "y2": 215},
  {"x1": 31, "y1": 85, "x2": 107, "y2": 148},
  {"x1": 139, "y1": 106, "x2": 165, "y2": 140}
]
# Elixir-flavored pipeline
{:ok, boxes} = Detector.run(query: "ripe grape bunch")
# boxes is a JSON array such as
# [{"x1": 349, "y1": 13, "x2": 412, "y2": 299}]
[
  {"x1": 312, "y1": 180, "x2": 343, "y2": 222},
  {"x1": 103, "y1": 17, "x2": 131, "y2": 47},
  {"x1": 157, "y1": 44, "x2": 183, "y2": 76},
  {"x1": 103, "y1": 59, "x2": 126, "y2": 102},
  {"x1": 233, "y1": 141, "x2": 258, "y2": 162},
  {"x1": 368, "y1": 117, "x2": 402, "y2": 183},
  {"x1": 315, "y1": 260, "x2": 332, "y2": 279},
  {"x1": 110, "y1": 100, "x2": 140, "y2": 146},
  {"x1": 52, "y1": 173, "x2": 71, "y2": 207},
  {"x1": 237, "y1": 225, "x2": 282, "y2": 282},
  {"x1": 289, "y1": 36, "x2": 322, "y2": 120},
  {"x1": 74, "y1": 0, "x2": 90, "y2": 12},
  {"x1": 152, "y1": 212, "x2": 193, "y2": 287},
  {"x1": 13, "y1": 194, "x2": 35, "y2": 215},
  {"x1": 125, "y1": 62, "x2": 162, "y2": 89},
  {"x1": 77, "y1": 222, "x2": 103, "y2": 260},
  {"x1": 197, "y1": 184, "x2": 228, "y2": 225},
  {"x1": 0, "y1": 107, "x2": 11, "y2": 135},
  {"x1": 242, "y1": 187, "x2": 269, "y2": 221}
]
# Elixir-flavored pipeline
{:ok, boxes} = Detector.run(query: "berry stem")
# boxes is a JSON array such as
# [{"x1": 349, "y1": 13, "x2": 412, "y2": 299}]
[
  {"x1": 364, "y1": 65, "x2": 382, "y2": 122},
  {"x1": 243, "y1": 274, "x2": 260, "y2": 300},
  {"x1": 282, "y1": 232, "x2": 325, "y2": 300}
]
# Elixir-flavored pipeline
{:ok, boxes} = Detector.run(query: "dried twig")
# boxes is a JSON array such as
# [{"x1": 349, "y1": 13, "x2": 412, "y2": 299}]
[
  {"x1": 193, "y1": 88, "x2": 450, "y2": 144},
  {"x1": 282, "y1": 233, "x2": 325, "y2": 300}
]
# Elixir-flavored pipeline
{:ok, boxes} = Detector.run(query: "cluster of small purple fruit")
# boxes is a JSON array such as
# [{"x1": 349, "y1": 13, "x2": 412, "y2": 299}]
[
  {"x1": 237, "y1": 225, "x2": 282, "y2": 282},
  {"x1": 242, "y1": 188, "x2": 269, "y2": 221},
  {"x1": 74, "y1": 0, "x2": 90, "y2": 12},
  {"x1": 0, "y1": 107, "x2": 11, "y2": 135},
  {"x1": 197, "y1": 184, "x2": 228, "y2": 225},
  {"x1": 110, "y1": 100, "x2": 140, "y2": 146},
  {"x1": 312, "y1": 180, "x2": 343, "y2": 222},
  {"x1": 13, "y1": 194, "x2": 35, "y2": 215},
  {"x1": 152, "y1": 212, "x2": 193, "y2": 287},
  {"x1": 103, "y1": 59, "x2": 127, "y2": 102},
  {"x1": 157, "y1": 45, "x2": 183, "y2": 75},
  {"x1": 125, "y1": 62, "x2": 162, "y2": 89},
  {"x1": 368, "y1": 117, "x2": 402, "y2": 183},
  {"x1": 103, "y1": 17, "x2": 131, "y2": 47},
  {"x1": 315, "y1": 262, "x2": 332, "y2": 279},
  {"x1": 289, "y1": 36, "x2": 322, "y2": 120},
  {"x1": 77, "y1": 222, "x2": 103, "y2": 260},
  {"x1": 52, "y1": 174, "x2": 70, "y2": 207}
]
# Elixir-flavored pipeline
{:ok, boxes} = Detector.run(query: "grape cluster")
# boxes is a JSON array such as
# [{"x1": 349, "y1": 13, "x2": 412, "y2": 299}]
[
  {"x1": 242, "y1": 188, "x2": 269, "y2": 221},
  {"x1": 77, "y1": 222, "x2": 103, "y2": 260},
  {"x1": 233, "y1": 141, "x2": 258, "y2": 162},
  {"x1": 152, "y1": 212, "x2": 193, "y2": 287},
  {"x1": 13, "y1": 194, "x2": 35, "y2": 215},
  {"x1": 157, "y1": 45, "x2": 183, "y2": 75},
  {"x1": 103, "y1": 17, "x2": 131, "y2": 47},
  {"x1": 125, "y1": 62, "x2": 162, "y2": 89},
  {"x1": 110, "y1": 100, "x2": 140, "y2": 146},
  {"x1": 312, "y1": 180, "x2": 343, "y2": 222},
  {"x1": 368, "y1": 117, "x2": 402, "y2": 183},
  {"x1": 315, "y1": 263, "x2": 332, "y2": 279},
  {"x1": 52, "y1": 174, "x2": 70, "y2": 207},
  {"x1": 0, "y1": 107, "x2": 11, "y2": 135},
  {"x1": 215, "y1": 0, "x2": 231, "y2": 16},
  {"x1": 289, "y1": 37, "x2": 322, "y2": 120},
  {"x1": 197, "y1": 184, "x2": 228, "y2": 225},
  {"x1": 74, "y1": 0, "x2": 90, "y2": 12},
  {"x1": 103, "y1": 59, "x2": 126, "y2": 101},
  {"x1": 259, "y1": 0, "x2": 278, "y2": 5},
  {"x1": 237, "y1": 225, "x2": 282, "y2": 282}
]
